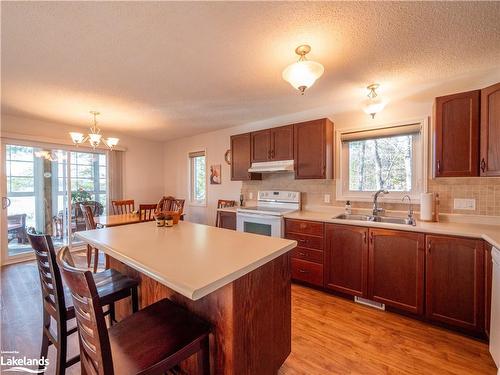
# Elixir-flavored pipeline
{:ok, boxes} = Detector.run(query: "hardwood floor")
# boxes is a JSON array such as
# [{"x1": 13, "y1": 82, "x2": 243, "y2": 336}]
[{"x1": 1, "y1": 259, "x2": 497, "y2": 375}]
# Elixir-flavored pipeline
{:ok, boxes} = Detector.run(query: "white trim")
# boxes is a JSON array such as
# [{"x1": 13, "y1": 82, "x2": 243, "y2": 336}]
[
  {"x1": 0, "y1": 132, "x2": 127, "y2": 152},
  {"x1": 335, "y1": 118, "x2": 429, "y2": 203}
]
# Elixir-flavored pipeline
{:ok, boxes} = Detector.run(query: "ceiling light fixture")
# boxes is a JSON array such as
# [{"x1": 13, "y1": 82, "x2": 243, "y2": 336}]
[
  {"x1": 362, "y1": 84, "x2": 387, "y2": 119},
  {"x1": 282, "y1": 45, "x2": 324, "y2": 95},
  {"x1": 69, "y1": 111, "x2": 119, "y2": 150}
]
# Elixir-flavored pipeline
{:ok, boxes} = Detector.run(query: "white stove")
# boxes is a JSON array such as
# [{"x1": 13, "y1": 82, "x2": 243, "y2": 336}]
[{"x1": 236, "y1": 191, "x2": 301, "y2": 237}]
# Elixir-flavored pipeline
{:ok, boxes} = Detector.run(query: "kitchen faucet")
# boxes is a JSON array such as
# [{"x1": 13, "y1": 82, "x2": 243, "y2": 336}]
[
  {"x1": 402, "y1": 195, "x2": 416, "y2": 226},
  {"x1": 372, "y1": 189, "x2": 389, "y2": 216}
]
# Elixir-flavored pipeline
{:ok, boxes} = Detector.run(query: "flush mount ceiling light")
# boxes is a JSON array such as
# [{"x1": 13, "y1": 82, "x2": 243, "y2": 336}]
[
  {"x1": 362, "y1": 84, "x2": 387, "y2": 119},
  {"x1": 282, "y1": 45, "x2": 324, "y2": 95},
  {"x1": 69, "y1": 111, "x2": 119, "y2": 150}
]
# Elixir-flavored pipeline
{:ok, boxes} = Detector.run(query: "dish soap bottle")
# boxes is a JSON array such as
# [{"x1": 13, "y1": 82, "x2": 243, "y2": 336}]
[{"x1": 345, "y1": 201, "x2": 352, "y2": 215}]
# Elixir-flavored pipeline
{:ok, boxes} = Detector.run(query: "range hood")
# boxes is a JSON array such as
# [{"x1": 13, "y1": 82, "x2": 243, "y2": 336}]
[{"x1": 248, "y1": 160, "x2": 295, "y2": 173}]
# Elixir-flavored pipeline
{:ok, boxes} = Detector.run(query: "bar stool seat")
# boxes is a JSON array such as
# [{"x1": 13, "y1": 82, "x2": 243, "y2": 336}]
[
  {"x1": 108, "y1": 298, "x2": 210, "y2": 375},
  {"x1": 62, "y1": 269, "x2": 139, "y2": 318}
]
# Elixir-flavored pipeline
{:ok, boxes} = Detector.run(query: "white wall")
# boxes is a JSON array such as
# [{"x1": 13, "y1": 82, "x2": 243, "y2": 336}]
[{"x1": 1, "y1": 114, "x2": 165, "y2": 204}]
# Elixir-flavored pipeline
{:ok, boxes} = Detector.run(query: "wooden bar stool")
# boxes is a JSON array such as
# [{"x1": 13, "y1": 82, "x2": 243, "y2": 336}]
[
  {"x1": 111, "y1": 199, "x2": 135, "y2": 214},
  {"x1": 80, "y1": 203, "x2": 102, "y2": 272},
  {"x1": 215, "y1": 199, "x2": 236, "y2": 227},
  {"x1": 138, "y1": 204, "x2": 157, "y2": 222},
  {"x1": 57, "y1": 247, "x2": 211, "y2": 375},
  {"x1": 27, "y1": 231, "x2": 139, "y2": 375}
]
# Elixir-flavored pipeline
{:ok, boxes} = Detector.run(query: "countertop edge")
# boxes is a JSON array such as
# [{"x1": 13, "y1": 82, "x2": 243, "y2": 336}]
[{"x1": 75, "y1": 232, "x2": 297, "y2": 301}]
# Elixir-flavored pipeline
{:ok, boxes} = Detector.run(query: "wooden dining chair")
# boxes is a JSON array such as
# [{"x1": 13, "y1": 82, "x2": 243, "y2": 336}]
[
  {"x1": 27, "y1": 231, "x2": 139, "y2": 375},
  {"x1": 215, "y1": 200, "x2": 236, "y2": 227},
  {"x1": 57, "y1": 247, "x2": 211, "y2": 375},
  {"x1": 111, "y1": 199, "x2": 135, "y2": 215},
  {"x1": 80, "y1": 204, "x2": 102, "y2": 272},
  {"x1": 139, "y1": 204, "x2": 157, "y2": 222}
]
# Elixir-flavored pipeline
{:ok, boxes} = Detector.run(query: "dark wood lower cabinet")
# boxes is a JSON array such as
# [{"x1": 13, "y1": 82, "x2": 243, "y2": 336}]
[
  {"x1": 291, "y1": 258, "x2": 323, "y2": 287},
  {"x1": 324, "y1": 224, "x2": 368, "y2": 297},
  {"x1": 368, "y1": 229, "x2": 425, "y2": 315},
  {"x1": 426, "y1": 235, "x2": 484, "y2": 334}
]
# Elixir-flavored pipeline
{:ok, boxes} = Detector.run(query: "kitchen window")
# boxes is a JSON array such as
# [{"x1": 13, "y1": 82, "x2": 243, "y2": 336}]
[
  {"x1": 337, "y1": 121, "x2": 427, "y2": 202},
  {"x1": 189, "y1": 150, "x2": 206, "y2": 205}
]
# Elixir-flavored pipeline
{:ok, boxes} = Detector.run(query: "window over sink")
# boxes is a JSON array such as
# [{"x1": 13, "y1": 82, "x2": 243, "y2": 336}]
[{"x1": 337, "y1": 120, "x2": 428, "y2": 202}]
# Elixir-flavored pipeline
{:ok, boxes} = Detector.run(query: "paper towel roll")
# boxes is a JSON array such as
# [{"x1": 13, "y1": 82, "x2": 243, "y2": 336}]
[{"x1": 420, "y1": 193, "x2": 434, "y2": 221}]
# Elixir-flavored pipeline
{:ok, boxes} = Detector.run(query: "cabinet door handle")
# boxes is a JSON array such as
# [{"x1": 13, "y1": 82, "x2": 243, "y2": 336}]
[
  {"x1": 298, "y1": 238, "x2": 306, "y2": 243},
  {"x1": 271, "y1": 149, "x2": 275, "y2": 158},
  {"x1": 437, "y1": 160, "x2": 441, "y2": 174},
  {"x1": 363, "y1": 232, "x2": 367, "y2": 244},
  {"x1": 427, "y1": 241, "x2": 432, "y2": 254},
  {"x1": 298, "y1": 269, "x2": 309, "y2": 274},
  {"x1": 369, "y1": 231, "x2": 374, "y2": 244},
  {"x1": 481, "y1": 158, "x2": 486, "y2": 173},
  {"x1": 298, "y1": 252, "x2": 306, "y2": 256}
]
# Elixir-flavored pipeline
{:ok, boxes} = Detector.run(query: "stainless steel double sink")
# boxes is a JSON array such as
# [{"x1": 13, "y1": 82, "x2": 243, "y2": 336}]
[{"x1": 334, "y1": 213, "x2": 415, "y2": 226}]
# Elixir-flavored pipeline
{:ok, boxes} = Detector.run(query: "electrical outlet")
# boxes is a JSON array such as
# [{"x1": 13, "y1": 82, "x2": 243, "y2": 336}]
[
  {"x1": 453, "y1": 198, "x2": 476, "y2": 210},
  {"x1": 249, "y1": 192, "x2": 253, "y2": 200},
  {"x1": 324, "y1": 194, "x2": 331, "y2": 203}
]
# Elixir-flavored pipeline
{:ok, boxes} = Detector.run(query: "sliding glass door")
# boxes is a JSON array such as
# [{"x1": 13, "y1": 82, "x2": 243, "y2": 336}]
[{"x1": 1, "y1": 142, "x2": 108, "y2": 264}]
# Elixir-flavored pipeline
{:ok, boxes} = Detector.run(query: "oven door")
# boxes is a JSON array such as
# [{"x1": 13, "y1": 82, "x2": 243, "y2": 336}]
[{"x1": 236, "y1": 212, "x2": 283, "y2": 238}]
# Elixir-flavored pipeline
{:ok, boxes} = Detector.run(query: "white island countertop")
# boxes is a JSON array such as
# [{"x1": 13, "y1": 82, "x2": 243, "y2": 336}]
[{"x1": 76, "y1": 221, "x2": 296, "y2": 301}]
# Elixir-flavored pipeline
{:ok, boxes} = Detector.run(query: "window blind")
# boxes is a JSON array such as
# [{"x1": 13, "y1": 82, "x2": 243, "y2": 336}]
[
  {"x1": 340, "y1": 123, "x2": 421, "y2": 143},
  {"x1": 189, "y1": 150, "x2": 205, "y2": 158}
]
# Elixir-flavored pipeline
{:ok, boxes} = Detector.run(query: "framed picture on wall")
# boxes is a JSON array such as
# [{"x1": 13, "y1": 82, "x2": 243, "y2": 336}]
[{"x1": 210, "y1": 164, "x2": 221, "y2": 184}]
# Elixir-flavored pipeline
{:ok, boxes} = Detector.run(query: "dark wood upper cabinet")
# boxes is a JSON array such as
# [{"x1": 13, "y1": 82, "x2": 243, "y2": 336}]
[
  {"x1": 251, "y1": 129, "x2": 271, "y2": 162},
  {"x1": 294, "y1": 119, "x2": 334, "y2": 179},
  {"x1": 368, "y1": 229, "x2": 425, "y2": 315},
  {"x1": 271, "y1": 125, "x2": 294, "y2": 161},
  {"x1": 230, "y1": 133, "x2": 262, "y2": 181},
  {"x1": 485, "y1": 242, "x2": 493, "y2": 337},
  {"x1": 426, "y1": 235, "x2": 484, "y2": 334},
  {"x1": 324, "y1": 224, "x2": 368, "y2": 298},
  {"x1": 434, "y1": 90, "x2": 480, "y2": 177},
  {"x1": 480, "y1": 82, "x2": 500, "y2": 176},
  {"x1": 251, "y1": 125, "x2": 293, "y2": 162}
]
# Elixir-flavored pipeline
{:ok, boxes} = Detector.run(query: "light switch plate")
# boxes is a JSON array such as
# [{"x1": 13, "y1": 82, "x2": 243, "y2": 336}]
[
  {"x1": 454, "y1": 198, "x2": 476, "y2": 210},
  {"x1": 324, "y1": 194, "x2": 331, "y2": 203}
]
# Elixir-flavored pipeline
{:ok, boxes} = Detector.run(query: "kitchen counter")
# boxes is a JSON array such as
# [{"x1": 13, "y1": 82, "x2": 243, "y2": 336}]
[
  {"x1": 284, "y1": 209, "x2": 500, "y2": 249},
  {"x1": 76, "y1": 220, "x2": 296, "y2": 374},
  {"x1": 76, "y1": 220, "x2": 295, "y2": 300}
]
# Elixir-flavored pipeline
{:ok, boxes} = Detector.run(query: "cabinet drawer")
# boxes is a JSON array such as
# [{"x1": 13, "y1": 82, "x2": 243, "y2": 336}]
[
  {"x1": 286, "y1": 232, "x2": 323, "y2": 250},
  {"x1": 291, "y1": 247, "x2": 324, "y2": 264},
  {"x1": 292, "y1": 259, "x2": 323, "y2": 286},
  {"x1": 285, "y1": 219, "x2": 324, "y2": 237}
]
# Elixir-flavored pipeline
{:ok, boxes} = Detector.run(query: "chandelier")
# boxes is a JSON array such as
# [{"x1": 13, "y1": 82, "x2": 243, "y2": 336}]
[
  {"x1": 362, "y1": 84, "x2": 387, "y2": 119},
  {"x1": 282, "y1": 45, "x2": 324, "y2": 95},
  {"x1": 69, "y1": 111, "x2": 119, "y2": 149}
]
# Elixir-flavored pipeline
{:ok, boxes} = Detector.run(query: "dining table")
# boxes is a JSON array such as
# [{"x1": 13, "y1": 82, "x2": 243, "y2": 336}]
[{"x1": 95, "y1": 213, "x2": 141, "y2": 227}]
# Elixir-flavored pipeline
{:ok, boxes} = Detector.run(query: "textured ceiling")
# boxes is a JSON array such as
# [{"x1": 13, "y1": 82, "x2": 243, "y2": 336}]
[{"x1": 2, "y1": 1, "x2": 500, "y2": 141}]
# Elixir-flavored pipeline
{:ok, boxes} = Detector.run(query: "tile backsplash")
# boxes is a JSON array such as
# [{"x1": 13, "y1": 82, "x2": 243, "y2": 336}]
[{"x1": 241, "y1": 174, "x2": 500, "y2": 217}]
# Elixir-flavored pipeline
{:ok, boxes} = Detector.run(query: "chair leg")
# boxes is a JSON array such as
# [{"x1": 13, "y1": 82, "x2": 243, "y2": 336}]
[
  {"x1": 109, "y1": 303, "x2": 116, "y2": 325},
  {"x1": 86, "y1": 244, "x2": 92, "y2": 268},
  {"x1": 56, "y1": 325, "x2": 68, "y2": 375},
  {"x1": 197, "y1": 336, "x2": 210, "y2": 375},
  {"x1": 93, "y1": 248, "x2": 99, "y2": 273},
  {"x1": 39, "y1": 312, "x2": 50, "y2": 370},
  {"x1": 131, "y1": 286, "x2": 139, "y2": 313}
]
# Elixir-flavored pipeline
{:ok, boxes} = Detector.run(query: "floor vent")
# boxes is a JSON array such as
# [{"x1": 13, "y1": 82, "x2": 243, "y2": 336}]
[{"x1": 354, "y1": 296, "x2": 385, "y2": 310}]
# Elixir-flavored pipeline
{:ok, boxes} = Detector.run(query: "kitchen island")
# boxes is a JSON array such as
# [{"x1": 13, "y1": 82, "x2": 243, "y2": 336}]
[{"x1": 76, "y1": 221, "x2": 296, "y2": 374}]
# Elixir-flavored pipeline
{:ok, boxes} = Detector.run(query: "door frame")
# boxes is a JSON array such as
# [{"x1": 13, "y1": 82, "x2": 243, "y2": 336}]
[{"x1": 1, "y1": 137, "x2": 108, "y2": 265}]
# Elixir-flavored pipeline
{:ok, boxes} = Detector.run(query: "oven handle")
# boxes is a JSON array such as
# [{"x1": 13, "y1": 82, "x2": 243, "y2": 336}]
[{"x1": 237, "y1": 212, "x2": 282, "y2": 220}]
